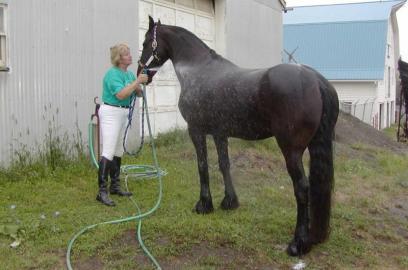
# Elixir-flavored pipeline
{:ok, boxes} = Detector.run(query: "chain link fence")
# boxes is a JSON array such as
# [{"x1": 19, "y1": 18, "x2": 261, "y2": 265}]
[{"x1": 339, "y1": 99, "x2": 376, "y2": 125}]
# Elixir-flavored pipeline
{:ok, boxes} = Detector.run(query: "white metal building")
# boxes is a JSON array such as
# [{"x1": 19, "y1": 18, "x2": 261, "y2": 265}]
[
  {"x1": 0, "y1": 0, "x2": 285, "y2": 165},
  {"x1": 284, "y1": 0, "x2": 405, "y2": 130}
]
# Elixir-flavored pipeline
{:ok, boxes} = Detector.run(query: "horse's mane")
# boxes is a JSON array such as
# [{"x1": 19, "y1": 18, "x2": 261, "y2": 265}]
[
  {"x1": 162, "y1": 24, "x2": 231, "y2": 64},
  {"x1": 166, "y1": 25, "x2": 211, "y2": 49}
]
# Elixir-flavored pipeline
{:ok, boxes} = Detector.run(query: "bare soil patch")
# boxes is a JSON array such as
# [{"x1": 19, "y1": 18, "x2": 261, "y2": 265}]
[{"x1": 335, "y1": 112, "x2": 408, "y2": 154}]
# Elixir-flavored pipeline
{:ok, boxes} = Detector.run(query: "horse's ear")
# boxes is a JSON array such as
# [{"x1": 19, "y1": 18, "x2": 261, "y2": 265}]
[
  {"x1": 148, "y1": 16, "x2": 155, "y2": 30},
  {"x1": 158, "y1": 19, "x2": 162, "y2": 26}
]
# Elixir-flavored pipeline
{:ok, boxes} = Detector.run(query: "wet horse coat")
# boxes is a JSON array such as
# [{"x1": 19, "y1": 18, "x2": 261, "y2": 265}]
[{"x1": 139, "y1": 17, "x2": 339, "y2": 256}]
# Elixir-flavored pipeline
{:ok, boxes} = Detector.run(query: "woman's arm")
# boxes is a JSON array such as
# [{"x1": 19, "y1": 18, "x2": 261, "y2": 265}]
[{"x1": 116, "y1": 73, "x2": 149, "y2": 100}]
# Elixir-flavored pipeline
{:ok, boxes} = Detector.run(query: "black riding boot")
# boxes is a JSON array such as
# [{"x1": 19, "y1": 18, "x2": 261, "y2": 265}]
[
  {"x1": 109, "y1": 156, "x2": 132, "y2": 196},
  {"x1": 96, "y1": 157, "x2": 116, "y2": 206}
]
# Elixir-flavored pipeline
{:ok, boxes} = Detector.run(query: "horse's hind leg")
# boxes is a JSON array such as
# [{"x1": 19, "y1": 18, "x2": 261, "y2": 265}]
[
  {"x1": 279, "y1": 144, "x2": 312, "y2": 256},
  {"x1": 189, "y1": 128, "x2": 214, "y2": 214},
  {"x1": 213, "y1": 135, "x2": 239, "y2": 210}
]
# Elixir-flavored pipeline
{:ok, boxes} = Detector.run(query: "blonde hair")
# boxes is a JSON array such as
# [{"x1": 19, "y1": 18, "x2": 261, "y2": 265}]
[{"x1": 110, "y1": 43, "x2": 130, "y2": 66}]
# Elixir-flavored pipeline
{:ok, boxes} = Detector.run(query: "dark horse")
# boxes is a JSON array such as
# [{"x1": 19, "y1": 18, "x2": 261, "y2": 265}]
[{"x1": 138, "y1": 17, "x2": 339, "y2": 256}]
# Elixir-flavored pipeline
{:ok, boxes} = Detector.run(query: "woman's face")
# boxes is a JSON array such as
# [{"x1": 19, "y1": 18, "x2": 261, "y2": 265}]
[{"x1": 119, "y1": 49, "x2": 133, "y2": 66}]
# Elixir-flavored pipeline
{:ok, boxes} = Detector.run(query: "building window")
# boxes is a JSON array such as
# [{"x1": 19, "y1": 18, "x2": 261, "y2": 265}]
[
  {"x1": 0, "y1": 4, "x2": 7, "y2": 70},
  {"x1": 387, "y1": 44, "x2": 390, "y2": 59}
]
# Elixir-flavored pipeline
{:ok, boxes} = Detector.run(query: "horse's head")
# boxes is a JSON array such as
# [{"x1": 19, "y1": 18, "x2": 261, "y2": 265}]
[{"x1": 137, "y1": 16, "x2": 170, "y2": 75}]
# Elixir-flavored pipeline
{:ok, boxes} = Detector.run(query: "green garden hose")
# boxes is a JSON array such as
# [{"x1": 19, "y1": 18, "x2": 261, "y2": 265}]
[{"x1": 66, "y1": 85, "x2": 165, "y2": 269}]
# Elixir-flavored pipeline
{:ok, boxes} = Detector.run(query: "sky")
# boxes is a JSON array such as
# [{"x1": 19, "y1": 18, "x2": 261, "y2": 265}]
[{"x1": 285, "y1": 0, "x2": 408, "y2": 61}]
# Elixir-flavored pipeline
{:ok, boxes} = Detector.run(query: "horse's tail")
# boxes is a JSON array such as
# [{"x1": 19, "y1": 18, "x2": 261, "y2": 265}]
[{"x1": 308, "y1": 76, "x2": 339, "y2": 244}]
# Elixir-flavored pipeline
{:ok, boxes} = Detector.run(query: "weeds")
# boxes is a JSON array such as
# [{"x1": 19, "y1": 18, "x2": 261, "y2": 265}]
[
  {"x1": 1, "y1": 128, "x2": 408, "y2": 269},
  {"x1": 0, "y1": 115, "x2": 87, "y2": 250},
  {"x1": 154, "y1": 128, "x2": 190, "y2": 148}
]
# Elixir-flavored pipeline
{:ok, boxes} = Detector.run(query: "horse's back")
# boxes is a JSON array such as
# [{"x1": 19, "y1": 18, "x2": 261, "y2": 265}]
[
  {"x1": 178, "y1": 61, "x2": 335, "y2": 142},
  {"x1": 256, "y1": 63, "x2": 327, "y2": 141}
]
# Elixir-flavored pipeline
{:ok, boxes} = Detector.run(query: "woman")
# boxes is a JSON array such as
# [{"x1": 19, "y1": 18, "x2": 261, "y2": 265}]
[{"x1": 97, "y1": 43, "x2": 148, "y2": 206}]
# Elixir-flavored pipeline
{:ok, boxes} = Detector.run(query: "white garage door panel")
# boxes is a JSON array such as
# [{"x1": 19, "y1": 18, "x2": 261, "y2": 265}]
[
  {"x1": 176, "y1": 110, "x2": 188, "y2": 128},
  {"x1": 139, "y1": 2, "x2": 153, "y2": 28},
  {"x1": 176, "y1": 10, "x2": 195, "y2": 32},
  {"x1": 176, "y1": 0, "x2": 194, "y2": 9},
  {"x1": 144, "y1": 88, "x2": 155, "y2": 108},
  {"x1": 155, "y1": 85, "x2": 178, "y2": 106},
  {"x1": 155, "y1": 5, "x2": 176, "y2": 25},
  {"x1": 195, "y1": 0, "x2": 213, "y2": 13},
  {"x1": 142, "y1": 112, "x2": 156, "y2": 135},
  {"x1": 139, "y1": 0, "x2": 214, "y2": 135},
  {"x1": 155, "y1": 111, "x2": 179, "y2": 133},
  {"x1": 154, "y1": 60, "x2": 177, "y2": 82},
  {"x1": 138, "y1": 31, "x2": 146, "y2": 51},
  {"x1": 196, "y1": 16, "x2": 213, "y2": 41}
]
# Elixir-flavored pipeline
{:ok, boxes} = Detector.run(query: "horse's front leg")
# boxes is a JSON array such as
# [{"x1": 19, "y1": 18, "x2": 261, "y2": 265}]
[
  {"x1": 189, "y1": 128, "x2": 214, "y2": 214},
  {"x1": 213, "y1": 135, "x2": 239, "y2": 210},
  {"x1": 281, "y1": 147, "x2": 312, "y2": 256}
]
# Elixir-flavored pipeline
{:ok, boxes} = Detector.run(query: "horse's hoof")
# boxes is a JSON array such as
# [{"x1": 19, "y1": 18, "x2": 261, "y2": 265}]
[
  {"x1": 220, "y1": 196, "x2": 239, "y2": 210},
  {"x1": 194, "y1": 199, "x2": 214, "y2": 214},
  {"x1": 286, "y1": 238, "x2": 312, "y2": 257}
]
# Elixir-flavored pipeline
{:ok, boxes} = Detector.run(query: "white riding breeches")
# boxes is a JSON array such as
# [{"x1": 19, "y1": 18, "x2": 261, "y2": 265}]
[{"x1": 99, "y1": 104, "x2": 128, "y2": 161}]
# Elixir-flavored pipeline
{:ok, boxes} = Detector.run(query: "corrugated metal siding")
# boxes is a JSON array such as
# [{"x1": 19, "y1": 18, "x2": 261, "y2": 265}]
[
  {"x1": 226, "y1": 0, "x2": 283, "y2": 69},
  {"x1": 283, "y1": 20, "x2": 388, "y2": 80},
  {"x1": 282, "y1": 0, "x2": 406, "y2": 81},
  {"x1": 284, "y1": 0, "x2": 403, "y2": 24},
  {"x1": 0, "y1": 0, "x2": 139, "y2": 166},
  {"x1": 0, "y1": 0, "x2": 282, "y2": 165}
]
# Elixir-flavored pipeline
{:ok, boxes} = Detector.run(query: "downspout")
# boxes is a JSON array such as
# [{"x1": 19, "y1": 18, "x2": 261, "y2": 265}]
[
  {"x1": 391, "y1": 0, "x2": 406, "y2": 67},
  {"x1": 279, "y1": 0, "x2": 287, "y2": 12},
  {"x1": 391, "y1": 1, "x2": 406, "y2": 106}
]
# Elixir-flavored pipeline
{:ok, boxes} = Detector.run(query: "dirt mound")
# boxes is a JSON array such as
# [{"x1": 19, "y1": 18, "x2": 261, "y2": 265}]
[{"x1": 335, "y1": 112, "x2": 408, "y2": 154}]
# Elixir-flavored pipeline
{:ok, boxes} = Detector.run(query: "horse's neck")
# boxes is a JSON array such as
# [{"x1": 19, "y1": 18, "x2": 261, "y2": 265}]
[
  {"x1": 167, "y1": 33, "x2": 210, "y2": 66},
  {"x1": 164, "y1": 27, "x2": 239, "y2": 85}
]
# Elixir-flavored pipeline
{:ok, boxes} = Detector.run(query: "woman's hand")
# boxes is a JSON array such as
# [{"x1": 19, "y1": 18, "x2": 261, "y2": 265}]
[
  {"x1": 137, "y1": 73, "x2": 149, "y2": 85},
  {"x1": 116, "y1": 73, "x2": 149, "y2": 100},
  {"x1": 131, "y1": 74, "x2": 148, "y2": 96}
]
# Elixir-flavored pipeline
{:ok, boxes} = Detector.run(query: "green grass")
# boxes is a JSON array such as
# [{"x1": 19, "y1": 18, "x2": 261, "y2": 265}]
[
  {"x1": 1, "y1": 129, "x2": 408, "y2": 269},
  {"x1": 383, "y1": 124, "x2": 400, "y2": 141}
]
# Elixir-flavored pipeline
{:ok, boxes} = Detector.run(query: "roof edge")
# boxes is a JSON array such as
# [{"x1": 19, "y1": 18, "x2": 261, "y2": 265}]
[
  {"x1": 286, "y1": 0, "x2": 403, "y2": 9},
  {"x1": 284, "y1": 19, "x2": 388, "y2": 26}
]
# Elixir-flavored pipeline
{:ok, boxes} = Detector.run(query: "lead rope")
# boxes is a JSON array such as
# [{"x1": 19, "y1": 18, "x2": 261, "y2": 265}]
[
  {"x1": 67, "y1": 84, "x2": 164, "y2": 270},
  {"x1": 123, "y1": 91, "x2": 145, "y2": 156}
]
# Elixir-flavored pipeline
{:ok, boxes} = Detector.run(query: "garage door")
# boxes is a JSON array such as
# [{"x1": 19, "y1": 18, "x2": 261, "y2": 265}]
[{"x1": 138, "y1": 0, "x2": 215, "y2": 135}]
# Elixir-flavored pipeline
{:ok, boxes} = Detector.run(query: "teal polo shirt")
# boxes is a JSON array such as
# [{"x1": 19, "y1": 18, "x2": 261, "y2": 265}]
[{"x1": 102, "y1": 67, "x2": 136, "y2": 106}]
